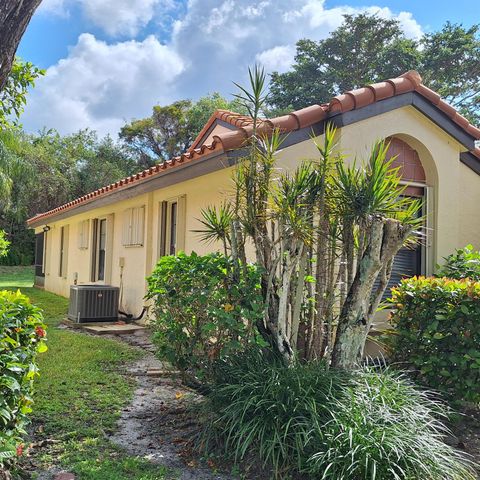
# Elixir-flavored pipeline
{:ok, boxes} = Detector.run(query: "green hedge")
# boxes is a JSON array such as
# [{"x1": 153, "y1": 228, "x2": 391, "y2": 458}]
[
  {"x1": 0, "y1": 290, "x2": 46, "y2": 466},
  {"x1": 387, "y1": 276, "x2": 480, "y2": 402},
  {"x1": 146, "y1": 252, "x2": 264, "y2": 385}
]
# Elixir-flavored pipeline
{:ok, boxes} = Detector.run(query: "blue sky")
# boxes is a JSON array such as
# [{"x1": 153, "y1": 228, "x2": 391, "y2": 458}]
[{"x1": 16, "y1": 0, "x2": 478, "y2": 137}]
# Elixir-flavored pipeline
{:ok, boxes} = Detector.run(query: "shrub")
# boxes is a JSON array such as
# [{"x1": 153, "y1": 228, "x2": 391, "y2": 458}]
[
  {"x1": 387, "y1": 276, "x2": 480, "y2": 402},
  {"x1": 437, "y1": 244, "x2": 480, "y2": 280},
  {"x1": 0, "y1": 230, "x2": 10, "y2": 258},
  {"x1": 202, "y1": 348, "x2": 475, "y2": 479},
  {"x1": 146, "y1": 252, "x2": 264, "y2": 384},
  {"x1": 0, "y1": 290, "x2": 46, "y2": 467}
]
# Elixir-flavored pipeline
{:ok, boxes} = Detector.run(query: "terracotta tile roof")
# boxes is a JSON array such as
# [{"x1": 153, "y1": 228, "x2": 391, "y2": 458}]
[
  {"x1": 328, "y1": 71, "x2": 480, "y2": 139},
  {"x1": 27, "y1": 70, "x2": 480, "y2": 227},
  {"x1": 27, "y1": 141, "x2": 224, "y2": 226},
  {"x1": 188, "y1": 109, "x2": 255, "y2": 152}
]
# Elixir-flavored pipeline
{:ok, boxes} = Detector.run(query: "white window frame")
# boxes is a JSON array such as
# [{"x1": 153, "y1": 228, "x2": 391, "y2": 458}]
[
  {"x1": 91, "y1": 217, "x2": 108, "y2": 282},
  {"x1": 58, "y1": 225, "x2": 69, "y2": 278},
  {"x1": 398, "y1": 180, "x2": 433, "y2": 276}
]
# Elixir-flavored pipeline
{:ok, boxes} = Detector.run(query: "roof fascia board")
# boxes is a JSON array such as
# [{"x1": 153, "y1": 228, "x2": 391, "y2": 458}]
[
  {"x1": 460, "y1": 151, "x2": 480, "y2": 175},
  {"x1": 411, "y1": 94, "x2": 475, "y2": 150}
]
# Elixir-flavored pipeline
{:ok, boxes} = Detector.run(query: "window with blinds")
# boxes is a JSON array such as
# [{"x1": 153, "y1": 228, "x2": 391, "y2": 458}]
[
  {"x1": 373, "y1": 191, "x2": 424, "y2": 303},
  {"x1": 122, "y1": 206, "x2": 145, "y2": 247},
  {"x1": 78, "y1": 220, "x2": 89, "y2": 249},
  {"x1": 374, "y1": 247, "x2": 421, "y2": 303}
]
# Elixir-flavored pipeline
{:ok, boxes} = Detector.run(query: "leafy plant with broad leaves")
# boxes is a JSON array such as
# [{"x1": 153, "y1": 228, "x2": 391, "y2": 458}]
[
  {"x1": 0, "y1": 58, "x2": 44, "y2": 128},
  {"x1": 387, "y1": 276, "x2": 480, "y2": 402},
  {"x1": 146, "y1": 252, "x2": 264, "y2": 387},
  {"x1": 0, "y1": 290, "x2": 46, "y2": 467},
  {"x1": 437, "y1": 244, "x2": 480, "y2": 281}
]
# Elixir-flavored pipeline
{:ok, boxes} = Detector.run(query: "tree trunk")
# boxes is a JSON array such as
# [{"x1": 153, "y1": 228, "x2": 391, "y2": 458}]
[
  {"x1": 0, "y1": 0, "x2": 42, "y2": 91},
  {"x1": 331, "y1": 216, "x2": 412, "y2": 369}
]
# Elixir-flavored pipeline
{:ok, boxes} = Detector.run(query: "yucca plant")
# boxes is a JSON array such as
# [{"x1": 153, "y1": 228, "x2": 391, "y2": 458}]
[
  {"x1": 193, "y1": 202, "x2": 234, "y2": 256},
  {"x1": 195, "y1": 66, "x2": 425, "y2": 368},
  {"x1": 331, "y1": 140, "x2": 424, "y2": 367}
]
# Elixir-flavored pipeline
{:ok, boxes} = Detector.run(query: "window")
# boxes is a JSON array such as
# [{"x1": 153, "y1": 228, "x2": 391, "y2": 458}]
[
  {"x1": 122, "y1": 206, "x2": 145, "y2": 246},
  {"x1": 35, "y1": 233, "x2": 45, "y2": 278},
  {"x1": 373, "y1": 191, "x2": 424, "y2": 302},
  {"x1": 78, "y1": 220, "x2": 89, "y2": 249},
  {"x1": 58, "y1": 225, "x2": 69, "y2": 278},
  {"x1": 169, "y1": 201, "x2": 177, "y2": 255},
  {"x1": 159, "y1": 196, "x2": 186, "y2": 256},
  {"x1": 91, "y1": 218, "x2": 107, "y2": 281}
]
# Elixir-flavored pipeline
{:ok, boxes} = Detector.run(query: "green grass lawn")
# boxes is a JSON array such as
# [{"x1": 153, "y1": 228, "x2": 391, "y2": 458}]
[
  {"x1": 0, "y1": 265, "x2": 35, "y2": 288},
  {"x1": 1, "y1": 266, "x2": 173, "y2": 480}
]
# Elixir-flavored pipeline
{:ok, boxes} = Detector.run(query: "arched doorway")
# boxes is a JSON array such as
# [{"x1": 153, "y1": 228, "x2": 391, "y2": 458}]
[{"x1": 381, "y1": 137, "x2": 426, "y2": 298}]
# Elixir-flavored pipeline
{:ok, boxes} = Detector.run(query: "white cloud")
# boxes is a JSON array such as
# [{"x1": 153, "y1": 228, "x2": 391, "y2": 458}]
[
  {"x1": 22, "y1": 34, "x2": 184, "y2": 136},
  {"x1": 170, "y1": 0, "x2": 423, "y2": 98},
  {"x1": 256, "y1": 45, "x2": 296, "y2": 74},
  {"x1": 81, "y1": 0, "x2": 161, "y2": 37},
  {"x1": 37, "y1": 0, "x2": 69, "y2": 16},
  {"x1": 38, "y1": 0, "x2": 167, "y2": 37},
  {"x1": 23, "y1": 0, "x2": 424, "y2": 136}
]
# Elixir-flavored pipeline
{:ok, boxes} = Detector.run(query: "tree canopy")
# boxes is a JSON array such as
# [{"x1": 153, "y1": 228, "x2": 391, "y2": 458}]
[
  {"x1": 0, "y1": 128, "x2": 138, "y2": 265},
  {"x1": 119, "y1": 93, "x2": 245, "y2": 166},
  {"x1": 268, "y1": 15, "x2": 480, "y2": 125}
]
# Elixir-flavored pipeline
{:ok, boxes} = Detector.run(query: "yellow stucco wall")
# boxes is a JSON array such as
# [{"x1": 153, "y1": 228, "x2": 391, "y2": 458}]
[{"x1": 35, "y1": 105, "x2": 480, "y2": 317}]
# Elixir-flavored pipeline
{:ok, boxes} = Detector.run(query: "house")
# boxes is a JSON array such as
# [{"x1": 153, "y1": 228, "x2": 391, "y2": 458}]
[{"x1": 28, "y1": 70, "x2": 480, "y2": 321}]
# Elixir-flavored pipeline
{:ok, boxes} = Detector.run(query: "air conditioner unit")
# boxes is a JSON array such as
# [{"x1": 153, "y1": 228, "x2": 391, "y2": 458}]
[{"x1": 68, "y1": 285, "x2": 119, "y2": 323}]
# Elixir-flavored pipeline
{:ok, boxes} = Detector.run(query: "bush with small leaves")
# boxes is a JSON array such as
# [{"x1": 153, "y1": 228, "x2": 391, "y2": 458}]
[
  {"x1": 0, "y1": 290, "x2": 46, "y2": 468},
  {"x1": 437, "y1": 244, "x2": 480, "y2": 280},
  {"x1": 387, "y1": 276, "x2": 480, "y2": 402},
  {"x1": 146, "y1": 252, "x2": 264, "y2": 386}
]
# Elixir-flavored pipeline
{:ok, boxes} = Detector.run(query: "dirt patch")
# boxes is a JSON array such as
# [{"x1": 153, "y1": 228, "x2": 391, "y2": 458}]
[
  {"x1": 105, "y1": 329, "x2": 235, "y2": 480},
  {"x1": 450, "y1": 405, "x2": 480, "y2": 478}
]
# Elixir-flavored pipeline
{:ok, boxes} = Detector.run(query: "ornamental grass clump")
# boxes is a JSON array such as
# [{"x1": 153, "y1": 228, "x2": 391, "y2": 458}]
[
  {"x1": 201, "y1": 348, "x2": 476, "y2": 479},
  {"x1": 309, "y1": 369, "x2": 475, "y2": 480},
  {"x1": 0, "y1": 290, "x2": 46, "y2": 468}
]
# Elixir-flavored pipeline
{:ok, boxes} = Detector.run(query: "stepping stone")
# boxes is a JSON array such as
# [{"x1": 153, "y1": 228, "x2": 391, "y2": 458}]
[
  {"x1": 146, "y1": 368, "x2": 180, "y2": 377},
  {"x1": 54, "y1": 473, "x2": 75, "y2": 480}
]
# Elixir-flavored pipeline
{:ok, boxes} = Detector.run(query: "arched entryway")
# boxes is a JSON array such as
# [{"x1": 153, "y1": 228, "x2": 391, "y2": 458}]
[{"x1": 381, "y1": 137, "x2": 427, "y2": 297}]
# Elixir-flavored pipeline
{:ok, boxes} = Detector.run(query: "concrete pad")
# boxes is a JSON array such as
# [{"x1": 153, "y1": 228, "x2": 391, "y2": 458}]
[{"x1": 83, "y1": 324, "x2": 146, "y2": 335}]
